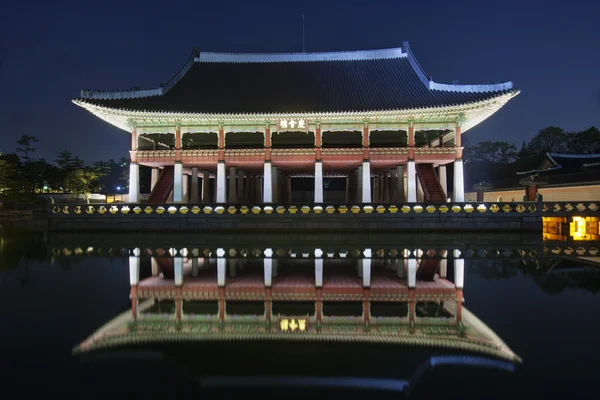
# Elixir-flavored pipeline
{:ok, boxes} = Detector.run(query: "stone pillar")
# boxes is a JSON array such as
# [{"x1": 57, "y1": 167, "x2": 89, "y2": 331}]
[
  {"x1": 182, "y1": 174, "x2": 189, "y2": 203},
  {"x1": 216, "y1": 161, "x2": 226, "y2": 203},
  {"x1": 389, "y1": 169, "x2": 397, "y2": 203},
  {"x1": 417, "y1": 178, "x2": 424, "y2": 203},
  {"x1": 237, "y1": 170, "x2": 245, "y2": 203},
  {"x1": 439, "y1": 165, "x2": 447, "y2": 198},
  {"x1": 354, "y1": 165, "x2": 362, "y2": 203},
  {"x1": 263, "y1": 162, "x2": 272, "y2": 203},
  {"x1": 271, "y1": 166, "x2": 279, "y2": 203},
  {"x1": 383, "y1": 173, "x2": 390, "y2": 203},
  {"x1": 127, "y1": 162, "x2": 140, "y2": 203},
  {"x1": 256, "y1": 176, "x2": 263, "y2": 203},
  {"x1": 228, "y1": 166, "x2": 236, "y2": 203},
  {"x1": 345, "y1": 177, "x2": 350, "y2": 203},
  {"x1": 173, "y1": 162, "x2": 183, "y2": 203},
  {"x1": 407, "y1": 161, "x2": 417, "y2": 202},
  {"x1": 190, "y1": 167, "x2": 199, "y2": 203},
  {"x1": 287, "y1": 176, "x2": 292, "y2": 203},
  {"x1": 373, "y1": 175, "x2": 380, "y2": 203},
  {"x1": 453, "y1": 159, "x2": 465, "y2": 202},
  {"x1": 246, "y1": 174, "x2": 253, "y2": 203},
  {"x1": 201, "y1": 171, "x2": 210, "y2": 203},
  {"x1": 150, "y1": 167, "x2": 159, "y2": 192},
  {"x1": 361, "y1": 161, "x2": 371, "y2": 203},
  {"x1": 397, "y1": 165, "x2": 405, "y2": 202},
  {"x1": 314, "y1": 161, "x2": 323, "y2": 203}
]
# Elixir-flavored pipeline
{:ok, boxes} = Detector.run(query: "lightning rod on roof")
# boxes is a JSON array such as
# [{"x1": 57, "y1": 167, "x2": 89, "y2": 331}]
[{"x1": 302, "y1": 13, "x2": 305, "y2": 53}]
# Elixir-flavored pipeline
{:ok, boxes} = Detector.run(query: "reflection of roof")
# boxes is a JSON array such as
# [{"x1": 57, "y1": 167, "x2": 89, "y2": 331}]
[
  {"x1": 75, "y1": 45, "x2": 515, "y2": 114},
  {"x1": 74, "y1": 301, "x2": 521, "y2": 363}
]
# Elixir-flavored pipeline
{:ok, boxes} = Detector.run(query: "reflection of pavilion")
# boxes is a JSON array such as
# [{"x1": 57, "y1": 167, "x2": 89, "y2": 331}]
[{"x1": 76, "y1": 249, "x2": 520, "y2": 362}]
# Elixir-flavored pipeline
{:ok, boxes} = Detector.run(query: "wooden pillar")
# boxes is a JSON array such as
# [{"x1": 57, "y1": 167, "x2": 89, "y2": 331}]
[
  {"x1": 130, "y1": 285, "x2": 138, "y2": 320},
  {"x1": 316, "y1": 287, "x2": 322, "y2": 324},
  {"x1": 287, "y1": 176, "x2": 292, "y2": 203},
  {"x1": 409, "y1": 288, "x2": 415, "y2": 324},
  {"x1": 265, "y1": 287, "x2": 272, "y2": 323},
  {"x1": 201, "y1": 171, "x2": 210, "y2": 203},
  {"x1": 218, "y1": 287, "x2": 225, "y2": 323},
  {"x1": 246, "y1": 174, "x2": 253, "y2": 203},
  {"x1": 345, "y1": 177, "x2": 350, "y2": 203},
  {"x1": 256, "y1": 176, "x2": 262, "y2": 203},
  {"x1": 397, "y1": 165, "x2": 405, "y2": 202},
  {"x1": 407, "y1": 126, "x2": 415, "y2": 160},
  {"x1": 363, "y1": 288, "x2": 370, "y2": 324},
  {"x1": 456, "y1": 289, "x2": 463, "y2": 323},
  {"x1": 175, "y1": 287, "x2": 182, "y2": 321},
  {"x1": 373, "y1": 176, "x2": 380, "y2": 203}
]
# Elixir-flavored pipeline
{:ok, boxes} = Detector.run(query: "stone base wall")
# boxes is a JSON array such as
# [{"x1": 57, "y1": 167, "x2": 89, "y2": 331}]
[{"x1": 48, "y1": 212, "x2": 542, "y2": 232}]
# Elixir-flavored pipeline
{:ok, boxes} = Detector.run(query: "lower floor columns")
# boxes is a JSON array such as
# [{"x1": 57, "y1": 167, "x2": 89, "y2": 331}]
[
  {"x1": 407, "y1": 161, "x2": 417, "y2": 202},
  {"x1": 216, "y1": 161, "x2": 226, "y2": 203},
  {"x1": 201, "y1": 171, "x2": 210, "y2": 203},
  {"x1": 173, "y1": 162, "x2": 183, "y2": 203},
  {"x1": 190, "y1": 167, "x2": 199, "y2": 203},
  {"x1": 150, "y1": 167, "x2": 159, "y2": 192},
  {"x1": 263, "y1": 161, "x2": 272, "y2": 203},
  {"x1": 453, "y1": 159, "x2": 465, "y2": 202},
  {"x1": 128, "y1": 162, "x2": 140, "y2": 203},
  {"x1": 439, "y1": 165, "x2": 447, "y2": 199},
  {"x1": 361, "y1": 161, "x2": 371, "y2": 203},
  {"x1": 314, "y1": 161, "x2": 323, "y2": 203}
]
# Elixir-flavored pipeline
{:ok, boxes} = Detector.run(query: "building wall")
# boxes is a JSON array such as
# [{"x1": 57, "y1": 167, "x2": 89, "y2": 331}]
[{"x1": 465, "y1": 184, "x2": 600, "y2": 202}]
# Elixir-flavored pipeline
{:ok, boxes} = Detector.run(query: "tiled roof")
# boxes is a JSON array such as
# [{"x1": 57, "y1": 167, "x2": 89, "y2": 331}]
[{"x1": 77, "y1": 45, "x2": 515, "y2": 114}]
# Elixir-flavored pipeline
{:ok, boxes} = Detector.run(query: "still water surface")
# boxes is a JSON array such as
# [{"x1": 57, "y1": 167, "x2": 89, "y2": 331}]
[{"x1": 1, "y1": 231, "x2": 599, "y2": 398}]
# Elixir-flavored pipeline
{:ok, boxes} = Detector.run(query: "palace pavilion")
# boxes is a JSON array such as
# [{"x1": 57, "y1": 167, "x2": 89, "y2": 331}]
[{"x1": 74, "y1": 42, "x2": 518, "y2": 204}]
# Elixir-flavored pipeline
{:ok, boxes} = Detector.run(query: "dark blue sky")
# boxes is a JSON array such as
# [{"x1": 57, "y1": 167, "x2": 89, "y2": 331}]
[{"x1": 1, "y1": 0, "x2": 599, "y2": 163}]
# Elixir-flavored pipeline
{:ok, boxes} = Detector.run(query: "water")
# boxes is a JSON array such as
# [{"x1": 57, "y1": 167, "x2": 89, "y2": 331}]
[{"x1": 1, "y1": 230, "x2": 599, "y2": 398}]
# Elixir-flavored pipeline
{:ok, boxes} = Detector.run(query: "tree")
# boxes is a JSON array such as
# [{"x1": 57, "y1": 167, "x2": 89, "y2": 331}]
[
  {"x1": 528, "y1": 126, "x2": 568, "y2": 155},
  {"x1": 55, "y1": 150, "x2": 84, "y2": 172},
  {"x1": 63, "y1": 169, "x2": 98, "y2": 202},
  {"x1": 566, "y1": 126, "x2": 600, "y2": 154},
  {"x1": 16, "y1": 135, "x2": 38, "y2": 161},
  {"x1": 463, "y1": 141, "x2": 517, "y2": 164}
]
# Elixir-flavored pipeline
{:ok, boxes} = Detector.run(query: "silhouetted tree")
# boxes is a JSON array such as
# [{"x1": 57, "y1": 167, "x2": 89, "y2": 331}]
[{"x1": 15, "y1": 135, "x2": 38, "y2": 161}]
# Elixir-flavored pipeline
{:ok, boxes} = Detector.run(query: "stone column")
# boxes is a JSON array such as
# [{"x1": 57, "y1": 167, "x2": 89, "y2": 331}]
[
  {"x1": 271, "y1": 166, "x2": 279, "y2": 203},
  {"x1": 173, "y1": 162, "x2": 183, "y2": 203},
  {"x1": 389, "y1": 169, "x2": 397, "y2": 203},
  {"x1": 373, "y1": 175, "x2": 380, "y2": 203},
  {"x1": 287, "y1": 176, "x2": 292, "y2": 203},
  {"x1": 190, "y1": 167, "x2": 199, "y2": 203},
  {"x1": 407, "y1": 161, "x2": 416, "y2": 202},
  {"x1": 397, "y1": 165, "x2": 405, "y2": 202},
  {"x1": 361, "y1": 161, "x2": 371, "y2": 203},
  {"x1": 246, "y1": 175, "x2": 253, "y2": 203},
  {"x1": 439, "y1": 165, "x2": 447, "y2": 199},
  {"x1": 453, "y1": 159, "x2": 465, "y2": 202},
  {"x1": 201, "y1": 171, "x2": 210, "y2": 203},
  {"x1": 128, "y1": 162, "x2": 140, "y2": 203},
  {"x1": 237, "y1": 170, "x2": 244, "y2": 203},
  {"x1": 417, "y1": 178, "x2": 424, "y2": 202},
  {"x1": 150, "y1": 168, "x2": 160, "y2": 192},
  {"x1": 383, "y1": 173, "x2": 390, "y2": 203},
  {"x1": 256, "y1": 176, "x2": 263, "y2": 203},
  {"x1": 182, "y1": 174, "x2": 189, "y2": 203},
  {"x1": 314, "y1": 161, "x2": 323, "y2": 203},
  {"x1": 357, "y1": 166, "x2": 363, "y2": 203},
  {"x1": 228, "y1": 167, "x2": 236, "y2": 203},
  {"x1": 216, "y1": 161, "x2": 226, "y2": 203},
  {"x1": 263, "y1": 162, "x2": 272, "y2": 203}
]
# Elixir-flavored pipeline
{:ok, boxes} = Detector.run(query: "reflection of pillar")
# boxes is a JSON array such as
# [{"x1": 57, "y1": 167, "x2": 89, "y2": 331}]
[
  {"x1": 407, "y1": 161, "x2": 416, "y2": 202},
  {"x1": 217, "y1": 249, "x2": 226, "y2": 287},
  {"x1": 362, "y1": 161, "x2": 371, "y2": 203},
  {"x1": 363, "y1": 288, "x2": 370, "y2": 324},
  {"x1": 174, "y1": 256, "x2": 183, "y2": 320},
  {"x1": 173, "y1": 162, "x2": 183, "y2": 203},
  {"x1": 408, "y1": 258, "x2": 417, "y2": 324},
  {"x1": 151, "y1": 257, "x2": 159, "y2": 276},
  {"x1": 439, "y1": 165, "x2": 447, "y2": 198},
  {"x1": 315, "y1": 249, "x2": 323, "y2": 324},
  {"x1": 129, "y1": 163, "x2": 140, "y2": 203},
  {"x1": 263, "y1": 162, "x2": 272, "y2": 203},
  {"x1": 439, "y1": 250, "x2": 447, "y2": 278},
  {"x1": 190, "y1": 167, "x2": 199, "y2": 203},
  {"x1": 264, "y1": 250, "x2": 273, "y2": 287},
  {"x1": 265, "y1": 287, "x2": 272, "y2": 323},
  {"x1": 396, "y1": 259, "x2": 405, "y2": 278},
  {"x1": 129, "y1": 250, "x2": 140, "y2": 319},
  {"x1": 362, "y1": 253, "x2": 371, "y2": 288},
  {"x1": 454, "y1": 250, "x2": 464, "y2": 323},
  {"x1": 314, "y1": 161, "x2": 323, "y2": 203},
  {"x1": 216, "y1": 162, "x2": 226, "y2": 203},
  {"x1": 228, "y1": 167, "x2": 236, "y2": 203},
  {"x1": 192, "y1": 257, "x2": 199, "y2": 277}
]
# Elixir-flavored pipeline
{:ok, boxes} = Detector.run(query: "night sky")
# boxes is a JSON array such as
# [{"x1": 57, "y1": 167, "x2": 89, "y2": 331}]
[{"x1": 2, "y1": 0, "x2": 599, "y2": 163}]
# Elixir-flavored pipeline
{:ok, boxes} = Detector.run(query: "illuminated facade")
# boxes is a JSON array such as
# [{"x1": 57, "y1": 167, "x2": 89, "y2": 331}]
[{"x1": 74, "y1": 43, "x2": 518, "y2": 204}]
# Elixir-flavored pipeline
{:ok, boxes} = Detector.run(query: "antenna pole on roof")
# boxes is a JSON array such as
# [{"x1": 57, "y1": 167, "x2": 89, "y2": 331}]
[{"x1": 302, "y1": 13, "x2": 305, "y2": 53}]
